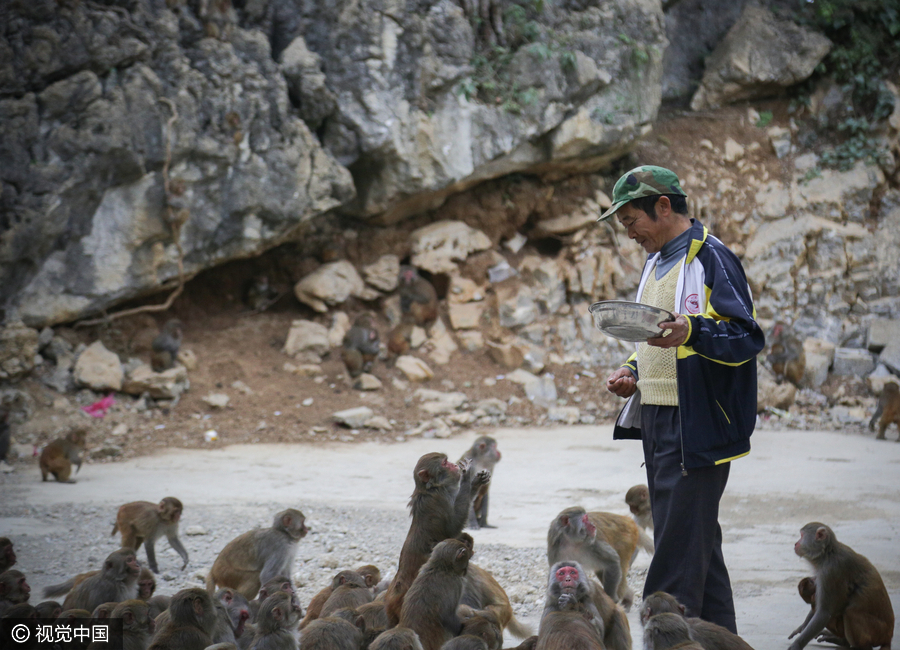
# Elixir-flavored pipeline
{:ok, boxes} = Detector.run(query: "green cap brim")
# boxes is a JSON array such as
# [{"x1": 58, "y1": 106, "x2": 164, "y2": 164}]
[{"x1": 597, "y1": 200, "x2": 628, "y2": 222}]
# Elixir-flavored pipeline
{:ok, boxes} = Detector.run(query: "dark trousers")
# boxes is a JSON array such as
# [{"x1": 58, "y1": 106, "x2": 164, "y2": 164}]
[{"x1": 641, "y1": 404, "x2": 737, "y2": 633}]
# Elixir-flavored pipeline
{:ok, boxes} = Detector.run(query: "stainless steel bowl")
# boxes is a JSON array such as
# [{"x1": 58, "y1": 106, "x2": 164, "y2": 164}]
[{"x1": 589, "y1": 300, "x2": 675, "y2": 342}]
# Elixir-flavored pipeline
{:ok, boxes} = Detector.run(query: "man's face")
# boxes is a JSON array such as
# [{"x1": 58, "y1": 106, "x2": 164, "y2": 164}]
[{"x1": 617, "y1": 202, "x2": 667, "y2": 254}]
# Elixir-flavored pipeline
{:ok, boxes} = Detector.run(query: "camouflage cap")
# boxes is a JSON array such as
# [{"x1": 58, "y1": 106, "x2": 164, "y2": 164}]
[{"x1": 597, "y1": 165, "x2": 687, "y2": 221}]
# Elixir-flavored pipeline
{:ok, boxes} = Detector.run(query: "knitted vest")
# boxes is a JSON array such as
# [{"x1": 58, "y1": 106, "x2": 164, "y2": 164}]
[{"x1": 637, "y1": 264, "x2": 680, "y2": 406}]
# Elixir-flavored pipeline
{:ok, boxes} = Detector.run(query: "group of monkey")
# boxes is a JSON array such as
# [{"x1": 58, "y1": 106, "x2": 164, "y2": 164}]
[{"x1": 2, "y1": 432, "x2": 895, "y2": 649}]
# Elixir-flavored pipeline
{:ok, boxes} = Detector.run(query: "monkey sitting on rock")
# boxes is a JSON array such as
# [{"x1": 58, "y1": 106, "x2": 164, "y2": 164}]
[
  {"x1": 151, "y1": 319, "x2": 183, "y2": 372},
  {"x1": 341, "y1": 314, "x2": 381, "y2": 379}
]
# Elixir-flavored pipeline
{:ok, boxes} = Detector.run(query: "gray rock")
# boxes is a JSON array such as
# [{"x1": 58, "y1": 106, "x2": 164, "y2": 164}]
[
  {"x1": 73, "y1": 341, "x2": 123, "y2": 392},
  {"x1": 362, "y1": 255, "x2": 401, "y2": 293},
  {"x1": 0, "y1": 321, "x2": 39, "y2": 380},
  {"x1": 415, "y1": 389, "x2": 468, "y2": 415},
  {"x1": 547, "y1": 406, "x2": 580, "y2": 424},
  {"x1": 831, "y1": 348, "x2": 875, "y2": 377},
  {"x1": 879, "y1": 341, "x2": 900, "y2": 375},
  {"x1": 802, "y1": 338, "x2": 835, "y2": 389},
  {"x1": 123, "y1": 364, "x2": 190, "y2": 400},
  {"x1": 332, "y1": 407, "x2": 374, "y2": 429},
  {"x1": 867, "y1": 319, "x2": 900, "y2": 353}
]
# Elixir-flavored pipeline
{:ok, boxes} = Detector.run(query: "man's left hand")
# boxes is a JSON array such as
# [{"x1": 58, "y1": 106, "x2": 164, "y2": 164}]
[{"x1": 647, "y1": 313, "x2": 689, "y2": 348}]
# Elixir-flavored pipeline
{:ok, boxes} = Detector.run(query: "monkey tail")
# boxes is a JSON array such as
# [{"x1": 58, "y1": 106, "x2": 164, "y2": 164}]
[
  {"x1": 111, "y1": 522, "x2": 119, "y2": 536},
  {"x1": 505, "y1": 613, "x2": 534, "y2": 640},
  {"x1": 43, "y1": 577, "x2": 77, "y2": 599},
  {"x1": 205, "y1": 570, "x2": 217, "y2": 595},
  {"x1": 638, "y1": 528, "x2": 655, "y2": 556},
  {"x1": 606, "y1": 606, "x2": 632, "y2": 650}
]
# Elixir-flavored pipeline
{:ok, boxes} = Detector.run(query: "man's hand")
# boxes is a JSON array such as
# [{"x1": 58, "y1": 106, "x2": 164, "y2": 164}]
[
  {"x1": 648, "y1": 313, "x2": 689, "y2": 348},
  {"x1": 606, "y1": 367, "x2": 636, "y2": 397}
]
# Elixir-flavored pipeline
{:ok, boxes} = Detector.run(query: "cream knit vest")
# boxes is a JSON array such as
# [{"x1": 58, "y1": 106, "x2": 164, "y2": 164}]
[{"x1": 637, "y1": 264, "x2": 679, "y2": 406}]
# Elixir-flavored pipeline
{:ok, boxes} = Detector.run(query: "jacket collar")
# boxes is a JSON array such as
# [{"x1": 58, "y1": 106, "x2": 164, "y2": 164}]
[{"x1": 686, "y1": 218, "x2": 708, "y2": 265}]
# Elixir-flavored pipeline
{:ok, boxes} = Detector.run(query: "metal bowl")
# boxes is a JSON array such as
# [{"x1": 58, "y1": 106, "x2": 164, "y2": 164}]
[{"x1": 588, "y1": 300, "x2": 675, "y2": 342}]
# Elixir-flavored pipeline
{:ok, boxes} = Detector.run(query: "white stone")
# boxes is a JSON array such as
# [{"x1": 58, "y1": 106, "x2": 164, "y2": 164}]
[
  {"x1": 333, "y1": 407, "x2": 374, "y2": 428},
  {"x1": 354, "y1": 373, "x2": 382, "y2": 391},
  {"x1": 123, "y1": 364, "x2": 190, "y2": 400},
  {"x1": 547, "y1": 406, "x2": 581, "y2": 424},
  {"x1": 185, "y1": 525, "x2": 208, "y2": 536},
  {"x1": 294, "y1": 261, "x2": 366, "y2": 312},
  {"x1": 73, "y1": 341, "x2": 123, "y2": 391},
  {"x1": 802, "y1": 338, "x2": 835, "y2": 389},
  {"x1": 328, "y1": 312, "x2": 351, "y2": 348},
  {"x1": 362, "y1": 254, "x2": 401, "y2": 292},
  {"x1": 395, "y1": 356, "x2": 434, "y2": 382},
  {"x1": 832, "y1": 348, "x2": 875, "y2": 377},
  {"x1": 283, "y1": 320, "x2": 330, "y2": 359},
  {"x1": 448, "y1": 303, "x2": 485, "y2": 330},
  {"x1": 202, "y1": 393, "x2": 230, "y2": 409},
  {"x1": 410, "y1": 221, "x2": 492, "y2": 273},
  {"x1": 723, "y1": 138, "x2": 745, "y2": 163}
]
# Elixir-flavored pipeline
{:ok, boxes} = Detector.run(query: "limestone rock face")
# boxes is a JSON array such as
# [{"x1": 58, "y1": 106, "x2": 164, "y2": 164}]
[
  {"x1": 0, "y1": 322, "x2": 40, "y2": 380},
  {"x1": 691, "y1": 4, "x2": 831, "y2": 110}
]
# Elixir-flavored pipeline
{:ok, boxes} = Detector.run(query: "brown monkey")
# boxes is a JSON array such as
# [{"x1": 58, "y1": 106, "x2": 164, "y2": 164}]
[
  {"x1": 300, "y1": 564, "x2": 381, "y2": 628},
  {"x1": 151, "y1": 320, "x2": 183, "y2": 372},
  {"x1": 112, "y1": 497, "x2": 189, "y2": 573},
  {"x1": 355, "y1": 599, "x2": 388, "y2": 630},
  {"x1": 0, "y1": 570, "x2": 31, "y2": 617},
  {"x1": 113, "y1": 599, "x2": 157, "y2": 650},
  {"x1": 458, "y1": 609, "x2": 503, "y2": 649},
  {"x1": 461, "y1": 565, "x2": 532, "y2": 639},
  {"x1": 2, "y1": 603, "x2": 37, "y2": 618},
  {"x1": 788, "y1": 522, "x2": 894, "y2": 650},
  {"x1": 384, "y1": 453, "x2": 490, "y2": 626},
  {"x1": 387, "y1": 319, "x2": 415, "y2": 357},
  {"x1": 639, "y1": 591, "x2": 753, "y2": 649},
  {"x1": 399, "y1": 266, "x2": 439, "y2": 326},
  {"x1": 547, "y1": 506, "x2": 641, "y2": 608},
  {"x1": 357, "y1": 565, "x2": 382, "y2": 594},
  {"x1": 92, "y1": 601, "x2": 119, "y2": 619},
  {"x1": 206, "y1": 508, "x2": 308, "y2": 600},
  {"x1": 245, "y1": 275, "x2": 278, "y2": 312},
  {"x1": 459, "y1": 436, "x2": 502, "y2": 529},
  {"x1": 767, "y1": 321, "x2": 805, "y2": 386},
  {"x1": 643, "y1": 613, "x2": 703, "y2": 650},
  {"x1": 39, "y1": 426, "x2": 87, "y2": 483},
  {"x1": 369, "y1": 627, "x2": 425, "y2": 650},
  {"x1": 625, "y1": 484, "x2": 653, "y2": 532},
  {"x1": 539, "y1": 561, "x2": 630, "y2": 650},
  {"x1": 213, "y1": 588, "x2": 251, "y2": 645},
  {"x1": 299, "y1": 615, "x2": 364, "y2": 649},
  {"x1": 58, "y1": 608, "x2": 92, "y2": 620},
  {"x1": 796, "y1": 576, "x2": 846, "y2": 647},
  {"x1": 149, "y1": 587, "x2": 218, "y2": 650},
  {"x1": 536, "y1": 597, "x2": 603, "y2": 650},
  {"x1": 441, "y1": 637, "x2": 489, "y2": 650},
  {"x1": 247, "y1": 591, "x2": 301, "y2": 649},
  {"x1": 0, "y1": 538, "x2": 16, "y2": 573},
  {"x1": 61, "y1": 548, "x2": 141, "y2": 613},
  {"x1": 341, "y1": 314, "x2": 381, "y2": 378},
  {"x1": 148, "y1": 595, "x2": 172, "y2": 621},
  {"x1": 399, "y1": 535, "x2": 474, "y2": 650},
  {"x1": 320, "y1": 570, "x2": 374, "y2": 618},
  {"x1": 137, "y1": 567, "x2": 156, "y2": 600},
  {"x1": 251, "y1": 575, "x2": 298, "y2": 624},
  {"x1": 870, "y1": 381, "x2": 900, "y2": 441},
  {"x1": 34, "y1": 600, "x2": 63, "y2": 618}
]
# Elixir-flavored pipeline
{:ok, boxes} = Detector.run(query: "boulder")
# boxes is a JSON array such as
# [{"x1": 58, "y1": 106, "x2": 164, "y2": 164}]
[
  {"x1": 202, "y1": 393, "x2": 230, "y2": 409},
  {"x1": 283, "y1": 320, "x2": 330, "y2": 360},
  {"x1": 396, "y1": 356, "x2": 434, "y2": 382},
  {"x1": 880, "y1": 341, "x2": 900, "y2": 375},
  {"x1": 328, "y1": 312, "x2": 351, "y2": 349},
  {"x1": 294, "y1": 261, "x2": 366, "y2": 313},
  {"x1": 123, "y1": 364, "x2": 189, "y2": 400},
  {"x1": 415, "y1": 389, "x2": 468, "y2": 415},
  {"x1": 757, "y1": 364, "x2": 797, "y2": 411},
  {"x1": 73, "y1": 341, "x2": 123, "y2": 392},
  {"x1": 448, "y1": 302, "x2": 485, "y2": 330},
  {"x1": 0, "y1": 321, "x2": 39, "y2": 380},
  {"x1": 831, "y1": 348, "x2": 875, "y2": 377},
  {"x1": 353, "y1": 373, "x2": 382, "y2": 391},
  {"x1": 867, "y1": 319, "x2": 900, "y2": 353},
  {"x1": 410, "y1": 221, "x2": 492, "y2": 274},
  {"x1": 362, "y1": 254, "x2": 401, "y2": 292},
  {"x1": 691, "y1": 4, "x2": 832, "y2": 110},
  {"x1": 333, "y1": 407, "x2": 374, "y2": 428},
  {"x1": 802, "y1": 338, "x2": 835, "y2": 389}
]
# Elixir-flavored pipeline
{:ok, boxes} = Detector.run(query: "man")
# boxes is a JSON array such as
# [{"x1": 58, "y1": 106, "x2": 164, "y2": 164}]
[{"x1": 600, "y1": 165, "x2": 764, "y2": 632}]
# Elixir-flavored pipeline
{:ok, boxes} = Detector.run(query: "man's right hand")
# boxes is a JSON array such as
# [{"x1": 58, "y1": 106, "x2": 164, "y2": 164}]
[{"x1": 606, "y1": 367, "x2": 636, "y2": 397}]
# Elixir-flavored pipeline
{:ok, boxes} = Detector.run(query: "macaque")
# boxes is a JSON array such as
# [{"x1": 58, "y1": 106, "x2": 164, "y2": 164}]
[
  {"x1": 112, "y1": 497, "x2": 189, "y2": 573},
  {"x1": 0, "y1": 570, "x2": 31, "y2": 616},
  {"x1": 458, "y1": 610, "x2": 503, "y2": 649},
  {"x1": 788, "y1": 522, "x2": 894, "y2": 650},
  {"x1": 39, "y1": 426, "x2": 87, "y2": 483},
  {"x1": 459, "y1": 436, "x2": 501, "y2": 529},
  {"x1": 547, "y1": 506, "x2": 642, "y2": 609},
  {"x1": 113, "y1": 599, "x2": 157, "y2": 650},
  {"x1": 206, "y1": 508, "x2": 308, "y2": 600},
  {"x1": 625, "y1": 484, "x2": 653, "y2": 532},
  {"x1": 245, "y1": 275, "x2": 278, "y2": 312},
  {"x1": 245, "y1": 591, "x2": 301, "y2": 649},
  {"x1": 461, "y1": 565, "x2": 532, "y2": 639},
  {"x1": 796, "y1": 577, "x2": 846, "y2": 647},
  {"x1": 387, "y1": 319, "x2": 415, "y2": 357},
  {"x1": 767, "y1": 321, "x2": 805, "y2": 386},
  {"x1": 60, "y1": 548, "x2": 140, "y2": 613},
  {"x1": 299, "y1": 615, "x2": 364, "y2": 649},
  {"x1": 320, "y1": 570, "x2": 374, "y2": 618},
  {"x1": 355, "y1": 599, "x2": 388, "y2": 630},
  {"x1": 870, "y1": 381, "x2": 900, "y2": 441},
  {"x1": 213, "y1": 588, "x2": 251, "y2": 645},
  {"x1": 399, "y1": 535, "x2": 474, "y2": 650},
  {"x1": 147, "y1": 594, "x2": 171, "y2": 619},
  {"x1": 384, "y1": 453, "x2": 490, "y2": 626},
  {"x1": 643, "y1": 613, "x2": 703, "y2": 650},
  {"x1": 341, "y1": 314, "x2": 381, "y2": 378},
  {"x1": 398, "y1": 266, "x2": 439, "y2": 326},
  {"x1": 137, "y1": 568, "x2": 157, "y2": 600},
  {"x1": 0, "y1": 538, "x2": 16, "y2": 573},
  {"x1": 151, "y1": 320, "x2": 183, "y2": 372},
  {"x1": 92, "y1": 601, "x2": 119, "y2": 619},
  {"x1": 34, "y1": 600, "x2": 63, "y2": 618},
  {"x1": 58, "y1": 609, "x2": 92, "y2": 620},
  {"x1": 149, "y1": 587, "x2": 218, "y2": 650},
  {"x1": 251, "y1": 575, "x2": 299, "y2": 624},
  {"x1": 639, "y1": 591, "x2": 753, "y2": 649},
  {"x1": 2, "y1": 603, "x2": 37, "y2": 618},
  {"x1": 369, "y1": 627, "x2": 425, "y2": 650}
]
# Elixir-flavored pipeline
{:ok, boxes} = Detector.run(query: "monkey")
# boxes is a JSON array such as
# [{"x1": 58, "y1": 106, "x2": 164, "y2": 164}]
[
  {"x1": 301, "y1": 564, "x2": 382, "y2": 628},
  {"x1": 251, "y1": 575, "x2": 299, "y2": 624},
  {"x1": 398, "y1": 266, "x2": 439, "y2": 326},
  {"x1": 0, "y1": 570, "x2": 32, "y2": 617},
  {"x1": 59, "y1": 548, "x2": 141, "y2": 613},
  {"x1": 213, "y1": 588, "x2": 251, "y2": 645},
  {"x1": 0, "y1": 537, "x2": 16, "y2": 573},
  {"x1": 151, "y1": 320, "x2": 183, "y2": 372},
  {"x1": 625, "y1": 484, "x2": 653, "y2": 533},
  {"x1": 460, "y1": 565, "x2": 532, "y2": 640},
  {"x1": 539, "y1": 561, "x2": 630, "y2": 650},
  {"x1": 112, "y1": 497, "x2": 190, "y2": 574},
  {"x1": 535, "y1": 592, "x2": 604, "y2": 650},
  {"x1": 298, "y1": 615, "x2": 364, "y2": 649},
  {"x1": 149, "y1": 587, "x2": 218, "y2": 650},
  {"x1": 357, "y1": 565, "x2": 382, "y2": 595},
  {"x1": 206, "y1": 645, "x2": 239, "y2": 650},
  {"x1": 92, "y1": 601, "x2": 119, "y2": 619},
  {"x1": 355, "y1": 599, "x2": 388, "y2": 631},
  {"x1": 767, "y1": 321, "x2": 805, "y2": 386},
  {"x1": 246, "y1": 591, "x2": 302, "y2": 650},
  {"x1": 399, "y1": 535, "x2": 474, "y2": 650},
  {"x1": 341, "y1": 314, "x2": 381, "y2": 378},
  {"x1": 34, "y1": 600, "x2": 63, "y2": 618},
  {"x1": 458, "y1": 609, "x2": 503, "y2": 649},
  {"x1": 639, "y1": 591, "x2": 753, "y2": 650},
  {"x1": 39, "y1": 426, "x2": 87, "y2": 483},
  {"x1": 384, "y1": 453, "x2": 490, "y2": 626},
  {"x1": 58, "y1": 608, "x2": 92, "y2": 620},
  {"x1": 387, "y1": 319, "x2": 415, "y2": 357},
  {"x1": 206, "y1": 508, "x2": 308, "y2": 600},
  {"x1": 1, "y1": 602, "x2": 37, "y2": 618},
  {"x1": 245, "y1": 275, "x2": 279, "y2": 312},
  {"x1": 320, "y1": 570, "x2": 374, "y2": 618},
  {"x1": 441, "y1": 638, "x2": 489, "y2": 650},
  {"x1": 788, "y1": 522, "x2": 894, "y2": 650},
  {"x1": 547, "y1": 506, "x2": 642, "y2": 609},
  {"x1": 870, "y1": 381, "x2": 900, "y2": 441},
  {"x1": 458, "y1": 436, "x2": 501, "y2": 529},
  {"x1": 643, "y1": 613, "x2": 703, "y2": 650},
  {"x1": 147, "y1": 594, "x2": 171, "y2": 619},
  {"x1": 369, "y1": 627, "x2": 425, "y2": 650},
  {"x1": 138, "y1": 567, "x2": 157, "y2": 601},
  {"x1": 795, "y1": 576, "x2": 847, "y2": 647},
  {"x1": 114, "y1": 599, "x2": 157, "y2": 650}
]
